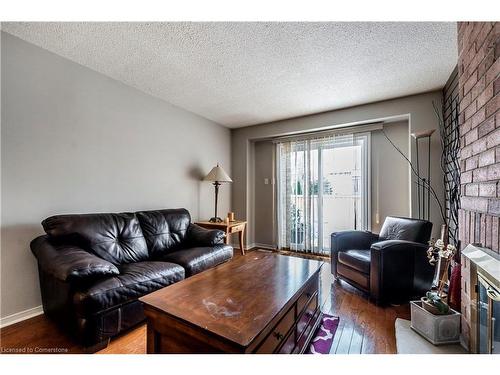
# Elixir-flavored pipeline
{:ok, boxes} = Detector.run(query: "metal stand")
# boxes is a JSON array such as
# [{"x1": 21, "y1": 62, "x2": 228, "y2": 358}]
[
  {"x1": 413, "y1": 130, "x2": 434, "y2": 221},
  {"x1": 209, "y1": 181, "x2": 222, "y2": 223}
]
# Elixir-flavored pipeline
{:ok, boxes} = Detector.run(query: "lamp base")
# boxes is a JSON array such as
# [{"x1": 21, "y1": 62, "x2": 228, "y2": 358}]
[{"x1": 209, "y1": 217, "x2": 223, "y2": 223}]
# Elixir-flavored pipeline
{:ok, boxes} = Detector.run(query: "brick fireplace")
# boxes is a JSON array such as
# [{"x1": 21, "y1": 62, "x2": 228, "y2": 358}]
[{"x1": 457, "y1": 22, "x2": 499, "y2": 351}]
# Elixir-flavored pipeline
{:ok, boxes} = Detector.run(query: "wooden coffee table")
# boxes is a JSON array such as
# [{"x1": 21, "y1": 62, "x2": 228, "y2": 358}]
[{"x1": 139, "y1": 251, "x2": 324, "y2": 353}]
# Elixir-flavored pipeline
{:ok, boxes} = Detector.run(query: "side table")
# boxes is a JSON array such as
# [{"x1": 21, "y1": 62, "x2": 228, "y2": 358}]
[{"x1": 195, "y1": 220, "x2": 247, "y2": 255}]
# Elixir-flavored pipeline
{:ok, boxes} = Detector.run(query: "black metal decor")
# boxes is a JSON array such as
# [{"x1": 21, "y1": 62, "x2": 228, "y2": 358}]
[
  {"x1": 435, "y1": 92, "x2": 461, "y2": 248},
  {"x1": 382, "y1": 130, "x2": 446, "y2": 225},
  {"x1": 412, "y1": 130, "x2": 435, "y2": 221},
  {"x1": 383, "y1": 67, "x2": 460, "y2": 253}
]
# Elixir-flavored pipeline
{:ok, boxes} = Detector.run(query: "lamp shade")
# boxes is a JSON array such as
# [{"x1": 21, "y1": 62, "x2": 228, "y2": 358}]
[{"x1": 204, "y1": 164, "x2": 232, "y2": 183}]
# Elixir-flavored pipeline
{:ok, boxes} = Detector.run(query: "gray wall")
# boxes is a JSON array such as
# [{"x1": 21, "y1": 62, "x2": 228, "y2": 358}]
[
  {"x1": 0, "y1": 32, "x2": 231, "y2": 320},
  {"x1": 370, "y1": 121, "x2": 410, "y2": 233},
  {"x1": 251, "y1": 121, "x2": 410, "y2": 246},
  {"x1": 253, "y1": 140, "x2": 275, "y2": 246},
  {"x1": 232, "y1": 91, "x2": 445, "y2": 246}
]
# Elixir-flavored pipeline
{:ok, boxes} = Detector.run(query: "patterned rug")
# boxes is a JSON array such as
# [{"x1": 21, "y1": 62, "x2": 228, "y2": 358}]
[{"x1": 306, "y1": 314, "x2": 340, "y2": 354}]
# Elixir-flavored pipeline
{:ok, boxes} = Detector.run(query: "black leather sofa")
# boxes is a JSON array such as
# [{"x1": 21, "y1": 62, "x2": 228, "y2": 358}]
[
  {"x1": 331, "y1": 216, "x2": 434, "y2": 305},
  {"x1": 30, "y1": 208, "x2": 233, "y2": 350}
]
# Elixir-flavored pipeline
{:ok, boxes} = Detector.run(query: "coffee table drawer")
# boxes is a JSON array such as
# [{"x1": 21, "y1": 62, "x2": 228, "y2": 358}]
[
  {"x1": 296, "y1": 293, "x2": 318, "y2": 339},
  {"x1": 278, "y1": 330, "x2": 296, "y2": 354},
  {"x1": 296, "y1": 307, "x2": 321, "y2": 352},
  {"x1": 256, "y1": 305, "x2": 295, "y2": 353},
  {"x1": 297, "y1": 276, "x2": 318, "y2": 315}
]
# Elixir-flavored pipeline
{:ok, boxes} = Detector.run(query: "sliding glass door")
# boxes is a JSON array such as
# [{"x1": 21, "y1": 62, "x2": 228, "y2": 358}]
[{"x1": 276, "y1": 133, "x2": 370, "y2": 255}]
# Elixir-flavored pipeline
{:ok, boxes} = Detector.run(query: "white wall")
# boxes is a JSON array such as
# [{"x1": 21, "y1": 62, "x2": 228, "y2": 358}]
[{"x1": 0, "y1": 32, "x2": 231, "y2": 320}]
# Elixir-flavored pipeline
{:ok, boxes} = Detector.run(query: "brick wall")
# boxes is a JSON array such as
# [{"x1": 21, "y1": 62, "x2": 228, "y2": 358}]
[
  {"x1": 458, "y1": 21, "x2": 499, "y2": 351},
  {"x1": 458, "y1": 22, "x2": 499, "y2": 253}
]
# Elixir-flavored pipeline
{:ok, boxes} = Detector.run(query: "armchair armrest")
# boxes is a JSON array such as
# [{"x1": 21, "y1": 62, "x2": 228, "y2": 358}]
[
  {"x1": 186, "y1": 224, "x2": 225, "y2": 247},
  {"x1": 30, "y1": 235, "x2": 119, "y2": 282},
  {"x1": 370, "y1": 240, "x2": 432, "y2": 303},
  {"x1": 331, "y1": 230, "x2": 379, "y2": 253},
  {"x1": 330, "y1": 230, "x2": 378, "y2": 277},
  {"x1": 370, "y1": 239, "x2": 427, "y2": 252}
]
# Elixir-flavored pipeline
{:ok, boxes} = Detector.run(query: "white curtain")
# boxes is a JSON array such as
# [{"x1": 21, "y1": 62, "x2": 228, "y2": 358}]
[{"x1": 276, "y1": 132, "x2": 367, "y2": 255}]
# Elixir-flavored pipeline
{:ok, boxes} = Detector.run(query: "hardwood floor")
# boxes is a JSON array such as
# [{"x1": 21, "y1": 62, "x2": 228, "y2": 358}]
[
  {"x1": 323, "y1": 278, "x2": 410, "y2": 354},
  {"x1": 0, "y1": 249, "x2": 409, "y2": 354}
]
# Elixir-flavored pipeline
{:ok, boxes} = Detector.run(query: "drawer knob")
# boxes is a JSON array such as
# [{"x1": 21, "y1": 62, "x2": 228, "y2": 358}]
[{"x1": 272, "y1": 331, "x2": 285, "y2": 341}]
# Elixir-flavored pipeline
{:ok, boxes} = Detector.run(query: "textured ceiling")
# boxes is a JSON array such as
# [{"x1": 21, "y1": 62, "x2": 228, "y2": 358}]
[{"x1": 2, "y1": 22, "x2": 457, "y2": 128}]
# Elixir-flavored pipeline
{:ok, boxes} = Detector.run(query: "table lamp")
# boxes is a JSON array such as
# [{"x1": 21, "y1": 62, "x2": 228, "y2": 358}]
[{"x1": 204, "y1": 164, "x2": 232, "y2": 222}]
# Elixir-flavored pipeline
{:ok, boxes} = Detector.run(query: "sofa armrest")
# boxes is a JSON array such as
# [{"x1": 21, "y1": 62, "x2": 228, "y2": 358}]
[
  {"x1": 186, "y1": 224, "x2": 225, "y2": 247},
  {"x1": 370, "y1": 240, "x2": 432, "y2": 303},
  {"x1": 30, "y1": 235, "x2": 120, "y2": 282}
]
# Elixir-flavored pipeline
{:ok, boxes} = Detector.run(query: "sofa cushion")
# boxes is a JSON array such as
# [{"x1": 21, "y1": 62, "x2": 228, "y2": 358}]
[
  {"x1": 338, "y1": 249, "x2": 371, "y2": 274},
  {"x1": 73, "y1": 261, "x2": 185, "y2": 315},
  {"x1": 136, "y1": 209, "x2": 191, "y2": 257},
  {"x1": 42, "y1": 212, "x2": 149, "y2": 265},
  {"x1": 160, "y1": 245, "x2": 233, "y2": 276}
]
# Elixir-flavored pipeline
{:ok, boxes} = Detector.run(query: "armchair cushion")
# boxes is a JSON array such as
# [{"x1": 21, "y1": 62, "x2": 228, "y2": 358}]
[
  {"x1": 186, "y1": 223, "x2": 225, "y2": 247},
  {"x1": 331, "y1": 230, "x2": 378, "y2": 280},
  {"x1": 338, "y1": 249, "x2": 370, "y2": 274},
  {"x1": 31, "y1": 236, "x2": 119, "y2": 282}
]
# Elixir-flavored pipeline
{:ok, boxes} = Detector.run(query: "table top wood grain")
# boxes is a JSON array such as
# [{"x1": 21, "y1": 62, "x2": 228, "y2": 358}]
[{"x1": 139, "y1": 251, "x2": 323, "y2": 347}]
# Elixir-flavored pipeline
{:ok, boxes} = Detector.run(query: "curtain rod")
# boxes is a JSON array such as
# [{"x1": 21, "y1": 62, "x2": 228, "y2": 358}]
[{"x1": 271, "y1": 122, "x2": 383, "y2": 143}]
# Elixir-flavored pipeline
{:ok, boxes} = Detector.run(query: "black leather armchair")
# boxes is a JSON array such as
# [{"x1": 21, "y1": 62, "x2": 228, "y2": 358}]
[
  {"x1": 331, "y1": 216, "x2": 434, "y2": 304},
  {"x1": 31, "y1": 208, "x2": 233, "y2": 350}
]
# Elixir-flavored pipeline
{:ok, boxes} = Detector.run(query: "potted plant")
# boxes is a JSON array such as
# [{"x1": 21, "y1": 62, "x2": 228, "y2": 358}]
[
  {"x1": 421, "y1": 291, "x2": 450, "y2": 315},
  {"x1": 410, "y1": 238, "x2": 461, "y2": 344}
]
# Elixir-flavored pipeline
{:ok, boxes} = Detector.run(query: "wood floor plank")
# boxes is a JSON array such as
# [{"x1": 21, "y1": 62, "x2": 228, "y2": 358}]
[
  {"x1": 348, "y1": 327, "x2": 364, "y2": 354},
  {"x1": 334, "y1": 324, "x2": 354, "y2": 354},
  {"x1": 329, "y1": 321, "x2": 345, "y2": 354}
]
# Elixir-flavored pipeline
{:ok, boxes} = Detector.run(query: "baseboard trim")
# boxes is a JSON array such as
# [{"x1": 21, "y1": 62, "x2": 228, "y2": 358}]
[
  {"x1": 231, "y1": 242, "x2": 276, "y2": 251},
  {"x1": 253, "y1": 243, "x2": 276, "y2": 250},
  {"x1": 0, "y1": 305, "x2": 43, "y2": 328}
]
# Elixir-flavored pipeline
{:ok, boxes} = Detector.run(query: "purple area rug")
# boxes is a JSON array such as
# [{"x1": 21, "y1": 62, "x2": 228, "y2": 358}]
[{"x1": 306, "y1": 314, "x2": 340, "y2": 354}]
